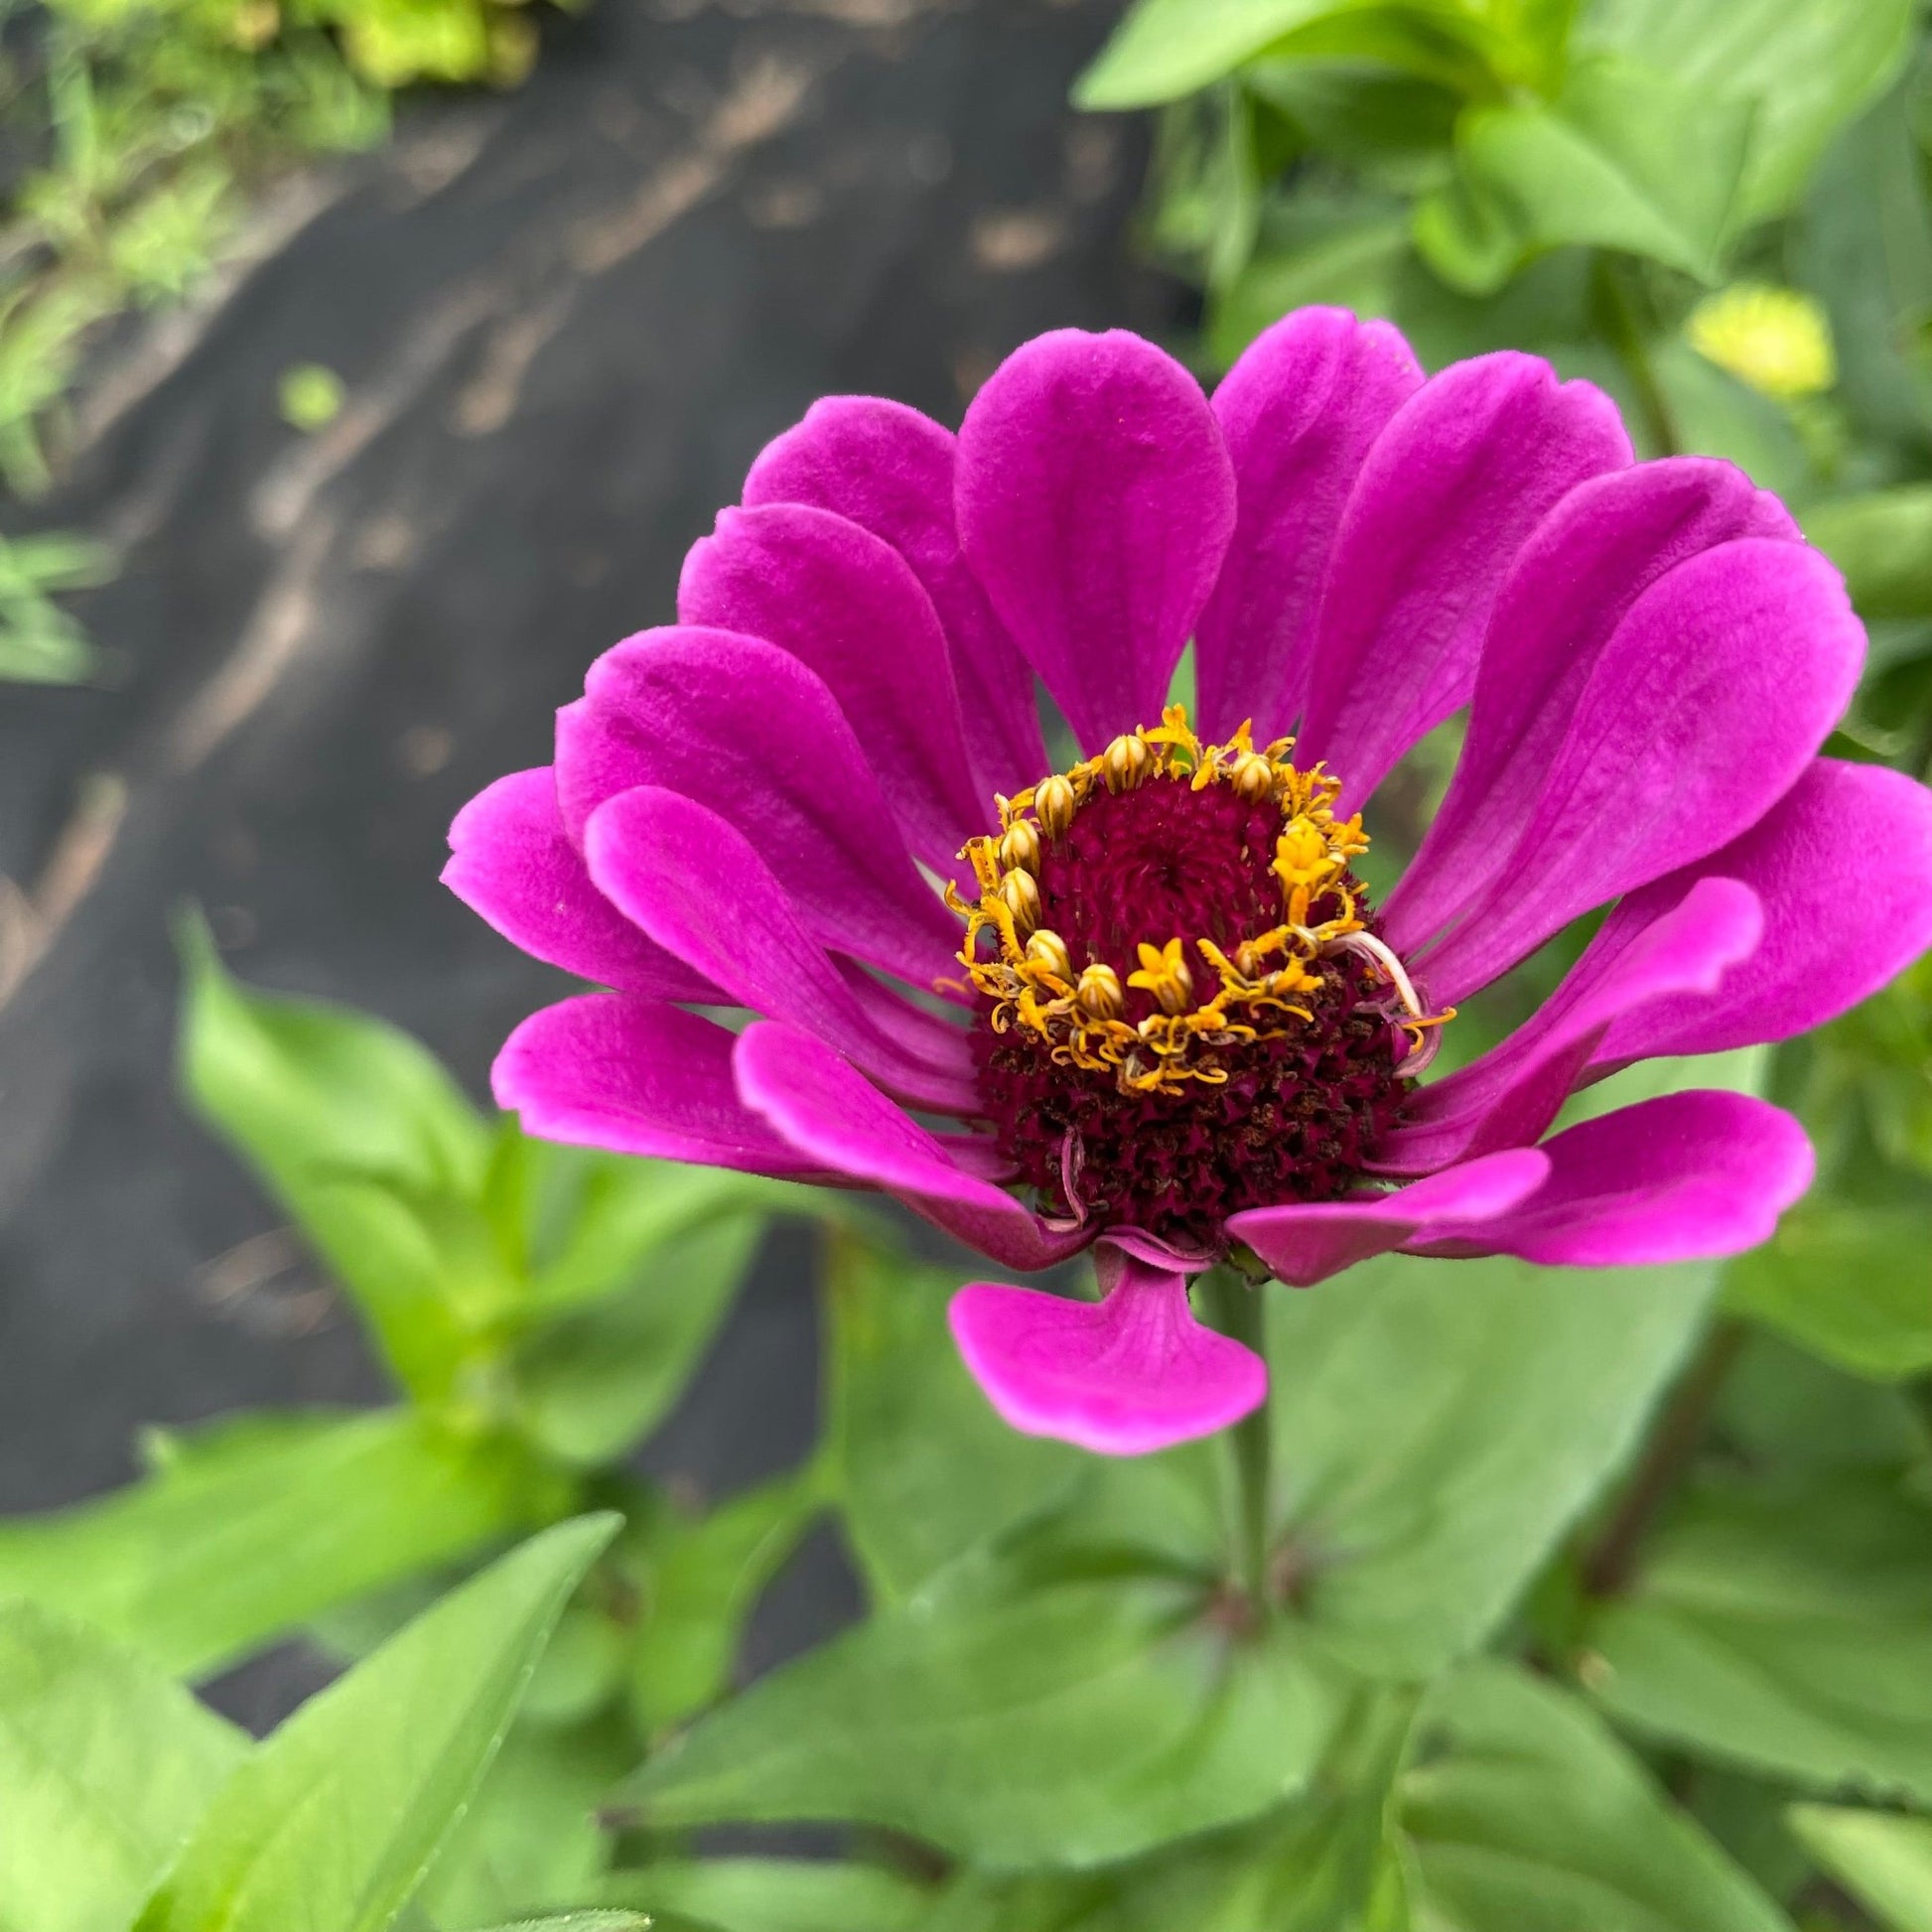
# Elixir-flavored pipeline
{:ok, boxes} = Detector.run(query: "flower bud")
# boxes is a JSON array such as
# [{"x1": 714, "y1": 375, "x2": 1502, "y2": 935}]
[
  {"x1": 1101, "y1": 734, "x2": 1152, "y2": 792},
  {"x1": 1025, "y1": 928, "x2": 1072, "y2": 980},
  {"x1": 1075, "y1": 962, "x2": 1124, "y2": 1020},
  {"x1": 1034, "y1": 774, "x2": 1076, "y2": 837},
  {"x1": 1000, "y1": 867, "x2": 1040, "y2": 933},
  {"x1": 998, "y1": 818, "x2": 1042, "y2": 875}
]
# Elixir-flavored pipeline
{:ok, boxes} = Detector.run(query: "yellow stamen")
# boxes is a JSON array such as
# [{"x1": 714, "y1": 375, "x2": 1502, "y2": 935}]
[
  {"x1": 1127, "y1": 938, "x2": 1194, "y2": 1015},
  {"x1": 949, "y1": 705, "x2": 1441, "y2": 1094}
]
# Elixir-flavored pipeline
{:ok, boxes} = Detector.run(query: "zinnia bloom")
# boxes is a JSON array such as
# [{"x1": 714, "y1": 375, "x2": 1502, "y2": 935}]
[{"x1": 445, "y1": 311, "x2": 1932, "y2": 1455}]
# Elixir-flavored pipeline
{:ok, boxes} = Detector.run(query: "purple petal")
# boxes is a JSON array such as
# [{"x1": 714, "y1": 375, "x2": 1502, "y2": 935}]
[
  {"x1": 1195, "y1": 308, "x2": 1423, "y2": 745},
  {"x1": 1386, "y1": 460, "x2": 1798, "y2": 956},
  {"x1": 584, "y1": 786, "x2": 978, "y2": 1116},
  {"x1": 1587, "y1": 759, "x2": 1932, "y2": 1072},
  {"x1": 1297, "y1": 352, "x2": 1632, "y2": 808},
  {"x1": 554, "y1": 626, "x2": 964, "y2": 997},
  {"x1": 1227, "y1": 1146, "x2": 1551, "y2": 1288},
  {"x1": 744, "y1": 396, "x2": 1047, "y2": 802},
  {"x1": 492, "y1": 994, "x2": 820, "y2": 1174},
  {"x1": 1413, "y1": 536, "x2": 1863, "y2": 1005},
  {"x1": 443, "y1": 768, "x2": 718, "y2": 1003},
  {"x1": 734, "y1": 1021, "x2": 1087, "y2": 1272},
  {"x1": 1407, "y1": 1090, "x2": 1814, "y2": 1268},
  {"x1": 956, "y1": 329, "x2": 1236, "y2": 754},
  {"x1": 948, "y1": 1244, "x2": 1267, "y2": 1455},
  {"x1": 677, "y1": 503, "x2": 984, "y2": 872},
  {"x1": 1379, "y1": 877, "x2": 1765, "y2": 1175}
]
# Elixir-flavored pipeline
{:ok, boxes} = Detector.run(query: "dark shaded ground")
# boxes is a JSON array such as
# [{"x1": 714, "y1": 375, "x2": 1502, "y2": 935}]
[{"x1": 0, "y1": 0, "x2": 1174, "y2": 1721}]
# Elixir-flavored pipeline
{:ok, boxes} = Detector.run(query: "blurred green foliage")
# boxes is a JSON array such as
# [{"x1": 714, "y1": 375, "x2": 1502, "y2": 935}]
[{"x1": 0, "y1": 0, "x2": 555, "y2": 680}]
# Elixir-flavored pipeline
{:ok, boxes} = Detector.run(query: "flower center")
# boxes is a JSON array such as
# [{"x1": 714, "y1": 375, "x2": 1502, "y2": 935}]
[{"x1": 950, "y1": 707, "x2": 1450, "y2": 1251}]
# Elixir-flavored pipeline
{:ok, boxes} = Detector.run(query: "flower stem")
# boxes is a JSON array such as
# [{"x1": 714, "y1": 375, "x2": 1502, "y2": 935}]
[
  {"x1": 1582, "y1": 1314, "x2": 1745, "y2": 1598},
  {"x1": 1593, "y1": 250, "x2": 1681, "y2": 459},
  {"x1": 1205, "y1": 1267, "x2": 1272, "y2": 1613}
]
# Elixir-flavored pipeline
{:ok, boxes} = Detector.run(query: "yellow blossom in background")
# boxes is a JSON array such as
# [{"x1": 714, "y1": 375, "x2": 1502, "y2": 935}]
[{"x1": 1686, "y1": 283, "x2": 1837, "y2": 400}]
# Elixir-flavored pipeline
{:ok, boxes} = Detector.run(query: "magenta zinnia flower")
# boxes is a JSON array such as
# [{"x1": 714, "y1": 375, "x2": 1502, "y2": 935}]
[{"x1": 446, "y1": 312, "x2": 1932, "y2": 1455}]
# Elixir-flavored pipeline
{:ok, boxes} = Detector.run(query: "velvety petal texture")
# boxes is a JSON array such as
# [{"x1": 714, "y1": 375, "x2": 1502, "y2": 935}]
[
  {"x1": 446, "y1": 311, "x2": 1932, "y2": 1461},
  {"x1": 1196, "y1": 307, "x2": 1423, "y2": 745},
  {"x1": 443, "y1": 769, "x2": 719, "y2": 1004},
  {"x1": 734, "y1": 1023, "x2": 1086, "y2": 1273},
  {"x1": 743, "y1": 396, "x2": 1046, "y2": 803},
  {"x1": 493, "y1": 996, "x2": 819, "y2": 1175},
  {"x1": 957, "y1": 330, "x2": 1237, "y2": 753},
  {"x1": 1297, "y1": 352, "x2": 1632, "y2": 808},
  {"x1": 949, "y1": 1244, "x2": 1267, "y2": 1455}
]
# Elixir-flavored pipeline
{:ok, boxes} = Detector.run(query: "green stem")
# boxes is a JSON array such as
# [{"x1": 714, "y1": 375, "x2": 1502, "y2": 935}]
[
  {"x1": 1581, "y1": 1315, "x2": 1745, "y2": 1599},
  {"x1": 1205, "y1": 1267, "x2": 1272, "y2": 1612},
  {"x1": 1594, "y1": 251, "x2": 1681, "y2": 458}
]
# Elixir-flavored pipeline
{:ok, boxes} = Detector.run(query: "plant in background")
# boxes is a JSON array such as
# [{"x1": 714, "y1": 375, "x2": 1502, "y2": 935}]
[{"x1": 0, "y1": 0, "x2": 560, "y2": 683}]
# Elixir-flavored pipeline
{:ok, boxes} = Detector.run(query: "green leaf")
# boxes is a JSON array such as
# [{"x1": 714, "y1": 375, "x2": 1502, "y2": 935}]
[
  {"x1": 826, "y1": 1237, "x2": 1082, "y2": 1603},
  {"x1": 1579, "y1": 1472, "x2": 1932, "y2": 1803},
  {"x1": 511, "y1": 1215, "x2": 760, "y2": 1465},
  {"x1": 619, "y1": 1567, "x2": 1343, "y2": 1867},
  {"x1": 1805, "y1": 488, "x2": 1932, "y2": 623},
  {"x1": 1579, "y1": 0, "x2": 1914, "y2": 220},
  {"x1": 134, "y1": 1514, "x2": 618, "y2": 1932},
  {"x1": 1267, "y1": 1249, "x2": 1721, "y2": 1679},
  {"x1": 0, "y1": 1599, "x2": 246, "y2": 1932},
  {"x1": 1792, "y1": 76, "x2": 1932, "y2": 449},
  {"x1": 1420, "y1": 57, "x2": 1753, "y2": 289},
  {"x1": 1208, "y1": 207, "x2": 1412, "y2": 365},
  {"x1": 1725, "y1": 1203, "x2": 1932, "y2": 1381},
  {"x1": 418, "y1": 1714, "x2": 634, "y2": 1929},
  {"x1": 0, "y1": 1408, "x2": 564, "y2": 1678},
  {"x1": 1402, "y1": 1663, "x2": 1794, "y2": 1931},
  {"x1": 1786, "y1": 1806, "x2": 1932, "y2": 1932},
  {"x1": 601, "y1": 1860, "x2": 928, "y2": 1932},
  {"x1": 178, "y1": 920, "x2": 495, "y2": 1397},
  {"x1": 627, "y1": 1469, "x2": 823, "y2": 1735},
  {"x1": 1076, "y1": 0, "x2": 1571, "y2": 108},
  {"x1": 1076, "y1": 0, "x2": 1372, "y2": 109}
]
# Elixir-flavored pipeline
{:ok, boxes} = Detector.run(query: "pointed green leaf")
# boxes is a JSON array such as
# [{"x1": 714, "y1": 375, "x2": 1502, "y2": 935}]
[
  {"x1": 511, "y1": 1217, "x2": 760, "y2": 1466},
  {"x1": 627, "y1": 1471, "x2": 823, "y2": 1736},
  {"x1": 1422, "y1": 57, "x2": 1754, "y2": 287},
  {"x1": 1580, "y1": 1472, "x2": 1932, "y2": 1802},
  {"x1": 621, "y1": 1569, "x2": 1342, "y2": 1867},
  {"x1": 0, "y1": 1408, "x2": 564, "y2": 1679},
  {"x1": 0, "y1": 1600, "x2": 246, "y2": 1932},
  {"x1": 178, "y1": 922, "x2": 496, "y2": 1395},
  {"x1": 134, "y1": 1514, "x2": 618, "y2": 1932},
  {"x1": 1580, "y1": 0, "x2": 1913, "y2": 220},
  {"x1": 1787, "y1": 1806, "x2": 1932, "y2": 1932},
  {"x1": 1268, "y1": 1250, "x2": 1720, "y2": 1678},
  {"x1": 1403, "y1": 1663, "x2": 1794, "y2": 1931}
]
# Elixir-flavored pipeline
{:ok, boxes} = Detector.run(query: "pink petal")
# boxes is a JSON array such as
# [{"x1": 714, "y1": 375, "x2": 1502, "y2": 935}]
[
  {"x1": 553, "y1": 626, "x2": 964, "y2": 997},
  {"x1": 1414, "y1": 536, "x2": 1864, "y2": 1005},
  {"x1": 1297, "y1": 352, "x2": 1632, "y2": 810},
  {"x1": 1407, "y1": 1090, "x2": 1815, "y2": 1268},
  {"x1": 492, "y1": 994, "x2": 820, "y2": 1174},
  {"x1": 744, "y1": 396, "x2": 1047, "y2": 803},
  {"x1": 677, "y1": 503, "x2": 984, "y2": 873},
  {"x1": 442, "y1": 768, "x2": 718, "y2": 1003},
  {"x1": 1195, "y1": 307, "x2": 1423, "y2": 745},
  {"x1": 584, "y1": 786, "x2": 978, "y2": 1116},
  {"x1": 949, "y1": 1244, "x2": 1267, "y2": 1455},
  {"x1": 1227, "y1": 1147, "x2": 1552, "y2": 1289},
  {"x1": 1587, "y1": 759, "x2": 1932, "y2": 1072},
  {"x1": 1386, "y1": 459, "x2": 1798, "y2": 957},
  {"x1": 732, "y1": 1021, "x2": 1086, "y2": 1272},
  {"x1": 1378, "y1": 877, "x2": 1765, "y2": 1175},
  {"x1": 956, "y1": 329, "x2": 1237, "y2": 754}
]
